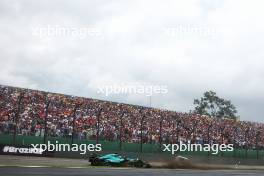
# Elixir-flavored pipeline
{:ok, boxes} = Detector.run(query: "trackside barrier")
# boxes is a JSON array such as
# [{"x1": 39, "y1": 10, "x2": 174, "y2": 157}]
[{"x1": 0, "y1": 134, "x2": 263, "y2": 160}]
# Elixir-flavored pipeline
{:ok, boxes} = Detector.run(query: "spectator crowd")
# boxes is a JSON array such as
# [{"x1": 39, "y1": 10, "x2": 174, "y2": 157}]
[{"x1": 0, "y1": 85, "x2": 263, "y2": 149}]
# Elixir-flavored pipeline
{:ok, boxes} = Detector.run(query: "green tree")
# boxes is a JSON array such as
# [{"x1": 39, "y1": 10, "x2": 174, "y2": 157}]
[{"x1": 193, "y1": 91, "x2": 238, "y2": 119}]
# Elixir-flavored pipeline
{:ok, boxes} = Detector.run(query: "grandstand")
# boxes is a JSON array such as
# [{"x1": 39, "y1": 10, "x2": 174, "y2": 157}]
[{"x1": 0, "y1": 84, "x2": 264, "y2": 158}]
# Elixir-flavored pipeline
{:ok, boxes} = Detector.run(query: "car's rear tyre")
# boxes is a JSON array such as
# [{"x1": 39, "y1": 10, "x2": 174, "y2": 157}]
[
  {"x1": 145, "y1": 163, "x2": 151, "y2": 168},
  {"x1": 133, "y1": 160, "x2": 144, "y2": 168},
  {"x1": 91, "y1": 158, "x2": 101, "y2": 166}
]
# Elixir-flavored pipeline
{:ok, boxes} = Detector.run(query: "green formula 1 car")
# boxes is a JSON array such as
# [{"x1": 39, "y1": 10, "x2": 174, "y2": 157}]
[{"x1": 89, "y1": 153, "x2": 151, "y2": 168}]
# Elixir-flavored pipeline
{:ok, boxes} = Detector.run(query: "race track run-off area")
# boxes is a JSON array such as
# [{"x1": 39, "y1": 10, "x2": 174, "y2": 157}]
[{"x1": 1, "y1": 167, "x2": 264, "y2": 176}]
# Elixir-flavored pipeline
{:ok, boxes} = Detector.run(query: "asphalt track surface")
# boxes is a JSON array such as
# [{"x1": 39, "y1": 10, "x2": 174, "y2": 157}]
[{"x1": 1, "y1": 167, "x2": 264, "y2": 176}]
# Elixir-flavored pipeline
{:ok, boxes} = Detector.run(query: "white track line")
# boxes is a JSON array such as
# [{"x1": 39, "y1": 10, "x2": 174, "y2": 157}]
[{"x1": 0, "y1": 165, "x2": 51, "y2": 168}]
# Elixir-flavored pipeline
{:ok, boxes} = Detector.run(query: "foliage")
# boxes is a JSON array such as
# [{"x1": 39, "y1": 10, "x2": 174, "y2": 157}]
[{"x1": 193, "y1": 91, "x2": 238, "y2": 119}]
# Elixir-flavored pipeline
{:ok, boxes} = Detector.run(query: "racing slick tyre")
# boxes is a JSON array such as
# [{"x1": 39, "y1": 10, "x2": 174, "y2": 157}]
[
  {"x1": 133, "y1": 160, "x2": 144, "y2": 168},
  {"x1": 91, "y1": 158, "x2": 101, "y2": 166}
]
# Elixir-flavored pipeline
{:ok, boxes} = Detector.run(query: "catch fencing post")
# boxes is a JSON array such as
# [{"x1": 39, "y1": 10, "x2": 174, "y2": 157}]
[
  {"x1": 140, "y1": 109, "x2": 145, "y2": 153},
  {"x1": 256, "y1": 131, "x2": 260, "y2": 159},
  {"x1": 13, "y1": 92, "x2": 24, "y2": 144},
  {"x1": 220, "y1": 127, "x2": 225, "y2": 157},
  {"x1": 244, "y1": 128, "x2": 249, "y2": 159},
  {"x1": 71, "y1": 103, "x2": 80, "y2": 145},
  {"x1": 140, "y1": 115, "x2": 144, "y2": 153},
  {"x1": 43, "y1": 97, "x2": 50, "y2": 145},
  {"x1": 119, "y1": 112, "x2": 125, "y2": 151},
  {"x1": 172, "y1": 121, "x2": 175, "y2": 144},
  {"x1": 207, "y1": 123, "x2": 212, "y2": 157},
  {"x1": 233, "y1": 127, "x2": 238, "y2": 158},
  {"x1": 174, "y1": 119, "x2": 181, "y2": 155},
  {"x1": 159, "y1": 116, "x2": 163, "y2": 152},
  {"x1": 96, "y1": 108, "x2": 102, "y2": 144},
  {"x1": 176, "y1": 120, "x2": 180, "y2": 144}
]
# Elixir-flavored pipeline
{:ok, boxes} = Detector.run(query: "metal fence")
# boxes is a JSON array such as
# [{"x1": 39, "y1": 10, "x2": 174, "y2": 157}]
[{"x1": 0, "y1": 92, "x2": 263, "y2": 159}]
